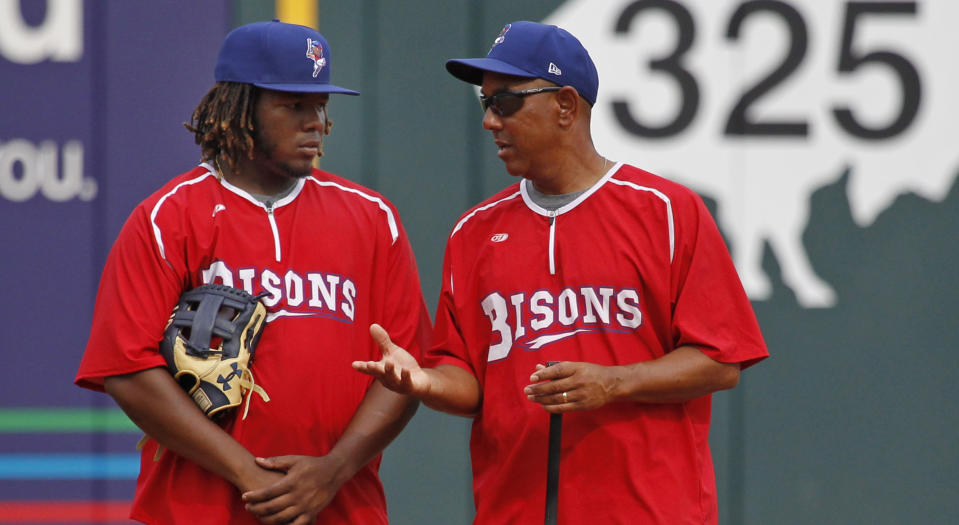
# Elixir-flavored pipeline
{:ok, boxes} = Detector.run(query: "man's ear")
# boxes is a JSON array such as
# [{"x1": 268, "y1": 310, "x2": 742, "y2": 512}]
[{"x1": 555, "y1": 86, "x2": 580, "y2": 127}]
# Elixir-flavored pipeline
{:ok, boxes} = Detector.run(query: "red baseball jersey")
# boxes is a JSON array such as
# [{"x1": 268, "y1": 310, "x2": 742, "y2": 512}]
[
  {"x1": 427, "y1": 163, "x2": 768, "y2": 524},
  {"x1": 76, "y1": 163, "x2": 431, "y2": 525}
]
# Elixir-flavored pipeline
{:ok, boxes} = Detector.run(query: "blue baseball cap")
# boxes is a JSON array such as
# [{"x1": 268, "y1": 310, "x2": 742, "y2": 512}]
[
  {"x1": 446, "y1": 21, "x2": 598, "y2": 105},
  {"x1": 215, "y1": 20, "x2": 359, "y2": 95}
]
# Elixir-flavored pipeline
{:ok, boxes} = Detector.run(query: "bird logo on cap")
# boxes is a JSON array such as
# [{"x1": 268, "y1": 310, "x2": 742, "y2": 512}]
[
  {"x1": 306, "y1": 38, "x2": 327, "y2": 78},
  {"x1": 490, "y1": 24, "x2": 511, "y2": 51}
]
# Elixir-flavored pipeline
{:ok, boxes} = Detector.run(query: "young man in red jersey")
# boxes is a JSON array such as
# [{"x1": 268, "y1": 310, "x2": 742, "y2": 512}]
[{"x1": 76, "y1": 21, "x2": 431, "y2": 525}]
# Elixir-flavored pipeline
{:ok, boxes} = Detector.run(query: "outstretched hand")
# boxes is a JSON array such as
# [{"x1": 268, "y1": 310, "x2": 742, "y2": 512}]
[
  {"x1": 352, "y1": 324, "x2": 432, "y2": 398},
  {"x1": 524, "y1": 361, "x2": 622, "y2": 413}
]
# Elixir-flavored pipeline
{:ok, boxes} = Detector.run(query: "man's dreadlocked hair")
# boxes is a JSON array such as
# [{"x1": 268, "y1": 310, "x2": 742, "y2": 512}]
[
  {"x1": 185, "y1": 82, "x2": 335, "y2": 172},
  {"x1": 185, "y1": 82, "x2": 259, "y2": 171}
]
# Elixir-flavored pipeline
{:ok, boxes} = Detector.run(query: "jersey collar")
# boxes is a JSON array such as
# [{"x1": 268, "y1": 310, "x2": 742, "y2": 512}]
[{"x1": 520, "y1": 161, "x2": 622, "y2": 217}]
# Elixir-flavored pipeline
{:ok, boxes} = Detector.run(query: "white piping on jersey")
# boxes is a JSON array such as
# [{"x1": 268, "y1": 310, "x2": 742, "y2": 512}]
[
  {"x1": 216, "y1": 170, "x2": 306, "y2": 262},
  {"x1": 608, "y1": 178, "x2": 675, "y2": 263},
  {"x1": 156, "y1": 165, "x2": 399, "y2": 267},
  {"x1": 448, "y1": 190, "x2": 524, "y2": 295},
  {"x1": 306, "y1": 178, "x2": 400, "y2": 244},
  {"x1": 450, "y1": 190, "x2": 523, "y2": 237},
  {"x1": 151, "y1": 170, "x2": 217, "y2": 263}
]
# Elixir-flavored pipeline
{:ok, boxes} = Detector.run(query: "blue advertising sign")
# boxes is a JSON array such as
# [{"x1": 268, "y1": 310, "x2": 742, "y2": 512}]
[{"x1": 1, "y1": 0, "x2": 230, "y2": 518}]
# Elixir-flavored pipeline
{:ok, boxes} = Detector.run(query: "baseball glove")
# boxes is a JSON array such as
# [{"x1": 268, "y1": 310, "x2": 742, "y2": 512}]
[{"x1": 159, "y1": 283, "x2": 270, "y2": 420}]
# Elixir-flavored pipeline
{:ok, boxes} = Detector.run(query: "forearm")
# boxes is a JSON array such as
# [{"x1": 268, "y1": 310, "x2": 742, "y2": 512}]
[
  {"x1": 104, "y1": 367, "x2": 258, "y2": 488},
  {"x1": 611, "y1": 346, "x2": 741, "y2": 403},
  {"x1": 324, "y1": 381, "x2": 419, "y2": 486},
  {"x1": 353, "y1": 326, "x2": 481, "y2": 417},
  {"x1": 420, "y1": 364, "x2": 481, "y2": 417}
]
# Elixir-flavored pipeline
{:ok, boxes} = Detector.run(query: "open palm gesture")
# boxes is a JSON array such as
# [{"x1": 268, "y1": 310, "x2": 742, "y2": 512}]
[{"x1": 352, "y1": 324, "x2": 432, "y2": 397}]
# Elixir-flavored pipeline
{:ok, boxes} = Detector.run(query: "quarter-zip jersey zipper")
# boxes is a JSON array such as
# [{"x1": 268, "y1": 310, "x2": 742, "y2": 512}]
[
  {"x1": 266, "y1": 204, "x2": 282, "y2": 262},
  {"x1": 548, "y1": 210, "x2": 557, "y2": 275}
]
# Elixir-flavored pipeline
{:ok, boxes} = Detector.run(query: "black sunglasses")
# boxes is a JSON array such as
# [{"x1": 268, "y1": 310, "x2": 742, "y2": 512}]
[{"x1": 479, "y1": 87, "x2": 563, "y2": 117}]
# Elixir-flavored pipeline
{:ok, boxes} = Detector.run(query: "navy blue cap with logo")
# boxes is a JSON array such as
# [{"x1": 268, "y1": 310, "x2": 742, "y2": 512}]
[
  {"x1": 215, "y1": 19, "x2": 359, "y2": 96},
  {"x1": 445, "y1": 21, "x2": 598, "y2": 105}
]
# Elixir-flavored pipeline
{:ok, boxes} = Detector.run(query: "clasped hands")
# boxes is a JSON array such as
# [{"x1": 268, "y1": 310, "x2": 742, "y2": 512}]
[{"x1": 240, "y1": 453, "x2": 347, "y2": 525}]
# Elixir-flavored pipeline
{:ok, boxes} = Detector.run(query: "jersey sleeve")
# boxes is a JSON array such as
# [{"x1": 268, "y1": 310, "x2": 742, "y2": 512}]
[
  {"x1": 75, "y1": 202, "x2": 187, "y2": 391},
  {"x1": 424, "y1": 235, "x2": 477, "y2": 376},
  {"x1": 670, "y1": 193, "x2": 769, "y2": 369},
  {"x1": 377, "y1": 208, "x2": 432, "y2": 362}
]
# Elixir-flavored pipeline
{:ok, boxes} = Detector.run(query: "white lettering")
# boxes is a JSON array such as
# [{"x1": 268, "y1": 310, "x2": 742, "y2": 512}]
[
  {"x1": 0, "y1": 139, "x2": 97, "y2": 202},
  {"x1": 482, "y1": 292, "x2": 512, "y2": 361},
  {"x1": 616, "y1": 289, "x2": 642, "y2": 329},
  {"x1": 529, "y1": 290, "x2": 554, "y2": 331},
  {"x1": 510, "y1": 292, "x2": 526, "y2": 339},
  {"x1": 582, "y1": 287, "x2": 613, "y2": 324},
  {"x1": 557, "y1": 288, "x2": 578, "y2": 326},
  {"x1": 0, "y1": 139, "x2": 41, "y2": 201},
  {"x1": 285, "y1": 271, "x2": 304, "y2": 307},
  {"x1": 0, "y1": 0, "x2": 84, "y2": 64},
  {"x1": 41, "y1": 140, "x2": 84, "y2": 201},
  {"x1": 260, "y1": 269, "x2": 282, "y2": 307},
  {"x1": 308, "y1": 273, "x2": 340, "y2": 309},
  {"x1": 199, "y1": 263, "x2": 359, "y2": 321},
  {"x1": 238, "y1": 268, "x2": 256, "y2": 294},
  {"x1": 482, "y1": 286, "x2": 645, "y2": 356},
  {"x1": 201, "y1": 261, "x2": 235, "y2": 287},
  {"x1": 340, "y1": 279, "x2": 356, "y2": 320}
]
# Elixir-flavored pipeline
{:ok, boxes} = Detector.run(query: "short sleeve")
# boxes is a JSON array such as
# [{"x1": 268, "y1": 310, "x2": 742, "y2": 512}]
[
  {"x1": 670, "y1": 194, "x2": 768, "y2": 369},
  {"x1": 378, "y1": 211, "x2": 432, "y2": 362},
  {"x1": 75, "y1": 204, "x2": 186, "y2": 391},
  {"x1": 425, "y1": 239, "x2": 477, "y2": 376}
]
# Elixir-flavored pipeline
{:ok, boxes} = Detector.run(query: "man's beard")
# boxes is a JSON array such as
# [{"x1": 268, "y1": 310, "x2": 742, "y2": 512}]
[{"x1": 252, "y1": 133, "x2": 320, "y2": 179}]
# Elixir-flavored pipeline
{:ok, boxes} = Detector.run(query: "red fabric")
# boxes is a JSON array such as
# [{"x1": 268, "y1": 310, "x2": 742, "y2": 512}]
[
  {"x1": 0, "y1": 501, "x2": 131, "y2": 523},
  {"x1": 76, "y1": 164, "x2": 431, "y2": 525},
  {"x1": 427, "y1": 163, "x2": 768, "y2": 524}
]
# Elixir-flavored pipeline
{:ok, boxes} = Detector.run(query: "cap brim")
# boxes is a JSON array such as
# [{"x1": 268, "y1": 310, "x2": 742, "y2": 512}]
[
  {"x1": 253, "y1": 82, "x2": 359, "y2": 96},
  {"x1": 445, "y1": 58, "x2": 536, "y2": 85}
]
